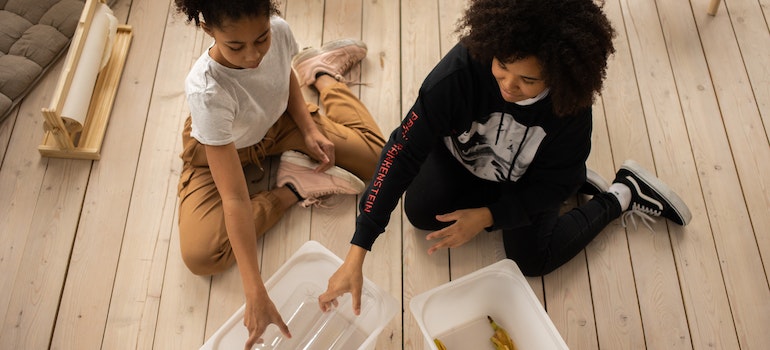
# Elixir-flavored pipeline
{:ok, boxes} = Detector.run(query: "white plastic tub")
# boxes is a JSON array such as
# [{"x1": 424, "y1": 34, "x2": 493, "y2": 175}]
[
  {"x1": 409, "y1": 259, "x2": 568, "y2": 350},
  {"x1": 200, "y1": 240, "x2": 398, "y2": 350}
]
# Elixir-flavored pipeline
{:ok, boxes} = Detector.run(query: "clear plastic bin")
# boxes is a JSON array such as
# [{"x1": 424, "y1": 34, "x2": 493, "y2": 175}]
[
  {"x1": 409, "y1": 259, "x2": 568, "y2": 350},
  {"x1": 200, "y1": 241, "x2": 398, "y2": 350}
]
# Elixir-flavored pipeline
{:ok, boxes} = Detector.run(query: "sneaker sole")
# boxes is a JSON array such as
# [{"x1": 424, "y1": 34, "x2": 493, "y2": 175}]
[
  {"x1": 621, "y1": 160, "x2": 692, "y2": 225},
  {"x1": 291, "y1": 39, "x2": 368, "y2": 67},
  {"x1": 581, "y1": 168, "x2": 610, "y2": 195},
  {"x1": 280, "y1": 151, "x2": 366, "y2": 193}
]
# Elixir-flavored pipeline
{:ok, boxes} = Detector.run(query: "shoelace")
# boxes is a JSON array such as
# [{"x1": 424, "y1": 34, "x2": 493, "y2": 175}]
[
  {"x1": 621, "y1": 203, "x2": 660, "y2": 232},
  {"x1": 325, "y1": 50, "x2": 366, "y2": 84},
  {"x1": 299, "y1": 194, "x2": 340, "y2": 209}
]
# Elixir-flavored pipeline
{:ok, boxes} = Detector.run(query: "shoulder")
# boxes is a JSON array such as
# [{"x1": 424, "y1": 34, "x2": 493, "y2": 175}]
[
  {"x1": 270, "y1": 15, "x2": 290, "y2": 32},
  {"x1": 186, "y1": 53, "x2": 213, "y2": 92},
  {"x1": 269, "y1": 15, "x2": 298, "y2": 55},
  {"x1": 417, "y1": 44, "x2": 491, "y2": 107},
  {"x1": 270, "y1": 16, "x2": 293, "y2": 42},
  {"x1": 421, "y1": 44, "x2": 478, "y2": 90}
]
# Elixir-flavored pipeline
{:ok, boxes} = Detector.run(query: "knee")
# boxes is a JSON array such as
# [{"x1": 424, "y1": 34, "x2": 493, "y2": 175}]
[
  {"x1": 404, "y1": 194, "x2": 448, "y2": 231},
  {"x1": 504, "y1": 248, "x2": 551, "y2": 277},
  {"x1": 178, "y1": 226, "x2": 233, "y2": 276},
  {"x1": 515, "y1": 260, "x2": 549, "y2": 277},
  {"x1": 181, "y1": 249, "x2": 229, "y2": 276}
]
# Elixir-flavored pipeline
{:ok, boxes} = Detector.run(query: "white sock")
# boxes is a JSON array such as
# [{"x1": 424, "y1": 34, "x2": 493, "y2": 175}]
[{"x1": 608, "y1": 183, "x2": 632, "y2": 211}]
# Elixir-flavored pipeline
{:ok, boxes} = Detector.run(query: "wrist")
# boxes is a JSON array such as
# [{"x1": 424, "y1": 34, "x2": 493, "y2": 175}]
[
  {"x1": 480, "y1": 207, "x2": 494, "y2": 228},
  {"x1": 244, "y1": 282, "x2": 269, "y2": 301},
  {"x1": 345, "y1": 244, "x2": 367, "y2": 266}
]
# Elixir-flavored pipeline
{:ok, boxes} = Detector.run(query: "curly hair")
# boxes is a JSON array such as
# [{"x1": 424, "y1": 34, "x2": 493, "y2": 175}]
[
  {"x1": 174, "y1": 0, "x2": 280, "y2": 28},
  {"x1": 457, "y1": 0, "x2": 616, "y2": 116}
]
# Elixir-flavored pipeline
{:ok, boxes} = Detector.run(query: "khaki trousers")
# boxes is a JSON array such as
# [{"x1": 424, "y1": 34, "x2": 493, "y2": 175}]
[{"x1": 177, "y1": 82, "x2": 385, "y2": 275}]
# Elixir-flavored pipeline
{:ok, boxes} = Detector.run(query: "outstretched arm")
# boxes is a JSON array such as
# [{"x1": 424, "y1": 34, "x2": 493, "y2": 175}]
[{"x1": 205, "y1": 143, "x2": 291, "y2": 349}]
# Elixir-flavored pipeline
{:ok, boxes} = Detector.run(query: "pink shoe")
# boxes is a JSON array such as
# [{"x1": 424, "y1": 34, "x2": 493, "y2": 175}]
[
  {"x1": 292, "y1": 38, "x2": 367, "y2": 86},
  {"x1": 276, "y1": 150, "x2": 366, "y2": 207}
]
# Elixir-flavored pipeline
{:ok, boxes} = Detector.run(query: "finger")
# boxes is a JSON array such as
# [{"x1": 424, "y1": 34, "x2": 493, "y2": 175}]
[
  {"x1": 435, "y1": 211, "x2": 458, "y2": 223},
  {"x1": 315, "y1": 161, "x2": 332, "y2": 173},
  {"x1": 426, "y1": 226, "x2": 452, "y2": 241},
  {"x1": 318, "y1": 291, "x2": 339, "y2": 312},
  {"x1": 325, "y1": 144, "x2": 335, "y2": 166},
  {"x1": 314, "y1": 147, "x2": 334, "y2": 173},
  {"x1": 427, "y1": 237, "x2": 453, "y2": 255},
  {"x1": 352, "y1": 287, "x2": 362, "y2": 316},
  {"x1": 309, "y1": 145, "x2": 327, "y2": 165},
  {"x1": 244, "y1": 331, "x2": 258, "y2": 350},
  {"x1": 277, "y1": 319, "x2": 292, "y2": 339}
]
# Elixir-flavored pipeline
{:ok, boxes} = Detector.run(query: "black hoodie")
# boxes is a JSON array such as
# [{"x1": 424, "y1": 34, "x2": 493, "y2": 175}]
[{"x1": 352, "y1": 43, "x2": 592, "y2": 250}]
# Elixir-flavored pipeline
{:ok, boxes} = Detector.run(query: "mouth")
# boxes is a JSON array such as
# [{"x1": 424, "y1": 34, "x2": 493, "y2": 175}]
[{"x1": 500, "y1": 88, "x2": 522, "y2": 101}]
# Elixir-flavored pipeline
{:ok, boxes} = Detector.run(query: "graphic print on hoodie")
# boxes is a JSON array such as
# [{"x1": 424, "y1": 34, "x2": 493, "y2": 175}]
[{"x1": 445, "y1": 111, "x2": 546, "y2": 182}]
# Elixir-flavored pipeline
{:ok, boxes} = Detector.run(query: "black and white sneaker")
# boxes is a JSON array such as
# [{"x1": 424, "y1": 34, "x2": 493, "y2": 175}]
[
  {"x1": 613, "y1": 160, "x2": 692, "y2": 226},
  {"x1": 579, "y1": 168, "x2": 611, "y2": 195}
]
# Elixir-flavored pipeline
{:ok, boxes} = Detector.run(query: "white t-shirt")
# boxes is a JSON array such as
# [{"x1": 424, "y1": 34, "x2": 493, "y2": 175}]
[{"x1": 185, "y1": 16, "x2": 299, "y2": 149}]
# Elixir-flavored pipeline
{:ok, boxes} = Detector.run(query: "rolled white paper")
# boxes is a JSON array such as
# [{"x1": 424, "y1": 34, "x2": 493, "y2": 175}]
[{"x1": 60, "y1": 3, "x2": 118, "y2": 133}]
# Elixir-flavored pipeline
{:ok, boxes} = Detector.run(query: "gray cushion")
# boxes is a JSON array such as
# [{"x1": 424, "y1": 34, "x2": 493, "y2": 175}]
[{"x1": 0, "y1": 0, "x2": 84, "y2": 122}]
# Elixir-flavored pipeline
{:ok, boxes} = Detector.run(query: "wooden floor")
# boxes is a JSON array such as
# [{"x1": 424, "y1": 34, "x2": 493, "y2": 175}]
[{"x1": 2, "y1": 0, "x2": 770, "y2": 348}]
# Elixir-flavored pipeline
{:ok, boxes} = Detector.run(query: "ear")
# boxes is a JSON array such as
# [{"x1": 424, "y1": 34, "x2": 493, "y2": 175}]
[{"x1": 200, "y1": 21, "x2": 214, "y2": 36}]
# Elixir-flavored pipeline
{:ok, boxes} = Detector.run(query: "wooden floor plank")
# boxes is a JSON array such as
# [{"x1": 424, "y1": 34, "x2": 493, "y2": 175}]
[
  {"x1": 148, "y1": 6, "x2": 213, "y2": 350},
  {"x1": 660, "y1": 0, "x2": 770, "y2": 348},
  {"x1": 359, "y1": 0, "x2": 405, "y2": 348},
  {"x1": 717, "y1": 0, "x2": 770, "y2": 284},
  {"x1": 607, "y1": 3, "x2": 695, "y2": 349},
  {"x1": 0, "y1": 42, "x2": 77, "y2": 324},
  {"x1": 49, "y1": 0, "x2": 174, "y2": 348},
  {"x1": 0, "y1": 67, "x2": 56, "y2": 329},
  {"x1": 580, "y1": 2, "x2": 649, "y2": 349},
  {"x1": 0, "y1": 158, "x2": 90, "y2": 350},
  {"x1": 726, "y1": 0, "x2": 770, "y2": 143},
  {"x1": 99, "y1": 0, "x2": 186, "y2": 345},
  {"x1": 617, "y1": 1, "x2": 741, "y2": 349},
  {"x1": 0, "y1": 109, "x2": 16, "y2": 165},
  {"x1": 687, "y1": 0, "x2": 770, "y2": 347}
]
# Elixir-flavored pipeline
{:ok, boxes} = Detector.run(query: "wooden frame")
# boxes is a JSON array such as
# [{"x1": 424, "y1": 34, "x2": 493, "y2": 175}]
[
  {"x1": 39, "y1": 0, "x2": 133, "y2": 160},
  {"x1": 708, "y1": 0, "x2": 722, "y2": 15}
]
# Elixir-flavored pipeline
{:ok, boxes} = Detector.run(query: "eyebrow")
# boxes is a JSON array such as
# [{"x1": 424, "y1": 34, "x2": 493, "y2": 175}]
[
  {"x1": 497, "y1": 59, "x2": 543, "y2": 81},
  {"x1": 225, "y1": 27, "x2": 270, "y2": 45}
]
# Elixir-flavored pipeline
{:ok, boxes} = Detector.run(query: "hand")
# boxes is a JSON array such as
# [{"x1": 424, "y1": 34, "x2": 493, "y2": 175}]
[
  {"x1": 303, "y1": 129, "x2": 335, "y2": 173},
  {"x1": 319, "y1": 246, "x2": 366, "y2": 315},
  {"x1": 425, "y1": 207, "x2": 493, "y2": 255},
  {"x1": 243, "y1": 293, "x2": 291, "y2": 350}
]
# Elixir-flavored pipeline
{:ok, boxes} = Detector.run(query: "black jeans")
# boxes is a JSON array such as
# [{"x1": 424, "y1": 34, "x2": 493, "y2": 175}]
[{"x1": 404, "y1": 145, "x2": 622, "y2": 276}]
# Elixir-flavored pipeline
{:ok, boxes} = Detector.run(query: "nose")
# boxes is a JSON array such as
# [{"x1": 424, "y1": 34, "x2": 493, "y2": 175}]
[
  {"x1": 245, "y1": 46, "x2": 261, "y2": 62},
  {"x1": 502, "y1": 76, "x2": 521, "y2": 93}
]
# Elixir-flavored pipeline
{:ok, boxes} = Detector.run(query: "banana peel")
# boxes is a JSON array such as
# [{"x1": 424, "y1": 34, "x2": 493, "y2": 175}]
[
  {"x1": 488, "y1": 315, "x2": 517, "y2": 350},
  {"x1": 433, "y1": 316, "x2": 517, "y2": 350}
]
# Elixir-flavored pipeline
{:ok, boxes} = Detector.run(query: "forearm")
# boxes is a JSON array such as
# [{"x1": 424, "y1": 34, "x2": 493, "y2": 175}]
[
  {"x1": 286, "y1": 70, "x2": 318, "y2": 135},
  {"x1": 206, "y1": 144, "x2": 267, "y2": 298},
  {"x1": 222, "y1": 199, "x2": 266, "y2": 297}
]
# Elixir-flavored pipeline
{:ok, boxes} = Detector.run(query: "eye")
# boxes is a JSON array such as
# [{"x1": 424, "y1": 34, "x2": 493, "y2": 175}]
[
  {"x1": 227, "y1": 45, "x2": 244, "y2": 52},
  {"x1": 255, "y1": 32, "x2": 270, "y2": 44}
]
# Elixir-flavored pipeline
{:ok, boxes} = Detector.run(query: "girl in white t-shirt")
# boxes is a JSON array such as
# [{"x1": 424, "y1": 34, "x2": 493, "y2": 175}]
[{"x1": 174, "y1": 0, "x2": 385, "y2": 347}]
